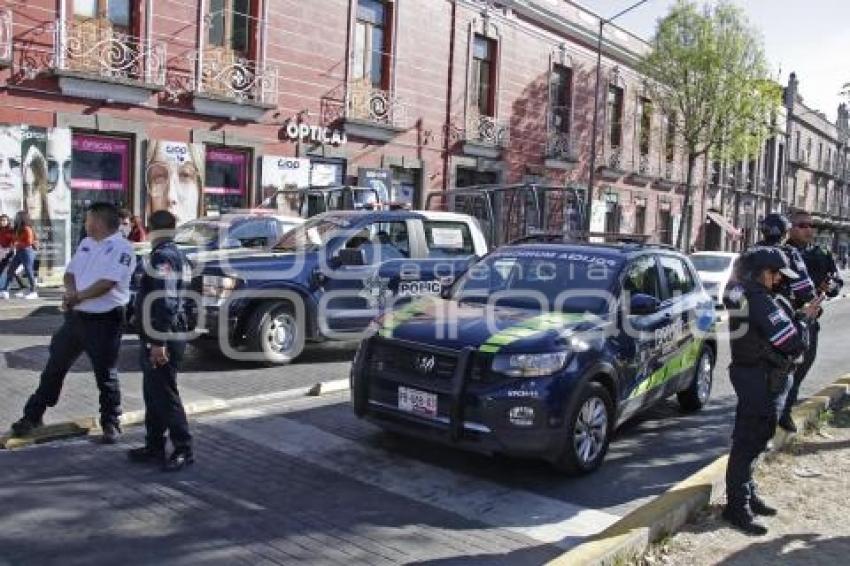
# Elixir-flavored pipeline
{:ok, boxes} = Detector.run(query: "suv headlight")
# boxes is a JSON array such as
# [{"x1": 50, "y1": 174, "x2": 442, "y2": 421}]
[
  {"x1": 201, "y1": 275, "x2": 239, "y2": 299},
  {"x1": 492, "y1": 351, "x2": 569, "y2": 378}
]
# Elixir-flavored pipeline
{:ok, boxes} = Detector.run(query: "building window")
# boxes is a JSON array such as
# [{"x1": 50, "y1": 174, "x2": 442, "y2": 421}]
[
  {"x1": 549, "y1": 64, "x2": 572, "y2": 134},
  {"x1": 74, "y1": 0, "x2": 133, "y2": 30},
  {"x1": 607, "y1": 85, "x2": 624, "y2": 148},
  {"x1": 472, "y1": 34, "x2": 496, "y2": 117},
  {"x1": 818, "y1": 142, "x2": 823, "y2": 169},
  {"x1": 604, "y1": 194, "x2": 620, "y2": 234},
  {"x1": 208, "y1": 0, "x2": 252, "y2": 55},
  {"x1": 353, "y1": 0, "x2": 390, "y2": 89},
  {"x1": 635, "y1": 202, "x2": 646, "y2": 235},
  {"x1": 658, "y1": 208, "x2": 672, "y2": 244},
  {"x1": 665, "y1": 113, "x2": 676, "y2": 162},
  {"x1": 638, "y1": 98, "x2": 652, "y2": 156},
  {"x1": 806, "y1": 138, "x2": 812, "y2": 162},
  {"x1": 795, "y1": 131, "x2": 800, "y2": 158}
]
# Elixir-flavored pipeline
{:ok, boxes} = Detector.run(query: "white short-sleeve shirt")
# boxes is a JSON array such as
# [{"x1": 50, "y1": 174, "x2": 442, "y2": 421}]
[{"x1": 67, "y1": 232, "x2": 136, "y2": 313}]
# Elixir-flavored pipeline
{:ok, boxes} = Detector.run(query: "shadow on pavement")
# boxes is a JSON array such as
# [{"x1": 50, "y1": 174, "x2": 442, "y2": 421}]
[{"x1": 719, "y1": 534, "x2": 850, "y2": 565}]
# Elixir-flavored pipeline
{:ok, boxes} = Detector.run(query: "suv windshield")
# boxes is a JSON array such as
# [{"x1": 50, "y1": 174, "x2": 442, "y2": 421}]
[
  {"x1": 690, "y1": 255, "x2": 733, "y2": 273},
  {"x1": 274, "y1": 214, "x2": 353, "y2": 251},
  {"x1": 174, "y1": 220, "x2": 223, "y2": 246},
  {"x1": 452, "y1": 250, "x2": 622, "y2": 313}
]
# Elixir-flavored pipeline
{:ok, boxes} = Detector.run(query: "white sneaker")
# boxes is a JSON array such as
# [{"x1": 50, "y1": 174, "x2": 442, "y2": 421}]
[
  {"x1": 0, "y1": 291, "x2": 9, "y2": 299},
  {"x1": 14, "y1": 291, "x2": 26, "y2": 298},
  {"x1": 24, "y1": 291, "x2": 38, "y2": 300}
]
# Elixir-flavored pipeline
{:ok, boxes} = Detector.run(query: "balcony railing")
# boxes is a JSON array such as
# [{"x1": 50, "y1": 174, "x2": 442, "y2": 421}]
[
  {"x1": 194, "y1": 49, "x2": 278, "y2": 104},
  {"x1": 638, "y1": 154, "x2": 652, "y2": 176},
  {"x1": 545, "y1": 131, "x2": 575, "y2": 161},
  {"x1": 464, "y1": 113, "x2": 509, "y2": 148},
  {"x1": 608, "y1": 146, "x2": 623, "y2": 170},
  {"x1": 53, "y1": 19, "x2": 166, "y2": 86},
  {"x1": 0, "y1": 8, "x2": 11, "y2": 65},
  {"x1": 347, "y1": 81, "x2": 407, "y2": 128}
]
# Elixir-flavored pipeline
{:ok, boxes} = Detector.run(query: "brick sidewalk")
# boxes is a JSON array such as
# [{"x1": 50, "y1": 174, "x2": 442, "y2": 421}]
[{"x1": 0, "y1": 411, "x2": 560, "y2": 565}]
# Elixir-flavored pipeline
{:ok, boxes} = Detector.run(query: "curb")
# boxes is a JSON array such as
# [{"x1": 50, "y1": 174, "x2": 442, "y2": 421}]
[
  {"x1": 547, "y1": 373, "x2": 850, "y2": 566},
  {"x1": 0, "y1": 378, "x2": 352, "y2": 450}
]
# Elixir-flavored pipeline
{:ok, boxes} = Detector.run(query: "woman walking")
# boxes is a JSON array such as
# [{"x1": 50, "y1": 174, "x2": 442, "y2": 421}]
[
  {"x1": 0, "y1": 211, "x2": 38, "y2": 299},
  {"x1": 0, "y1": 213, "x2": 25, "y2": 290}
]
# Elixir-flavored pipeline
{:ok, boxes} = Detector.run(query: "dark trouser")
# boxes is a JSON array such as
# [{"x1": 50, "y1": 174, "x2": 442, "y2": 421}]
[
  {"x1": 1, "y1": 247, "x2": 36, "y2": 291},
  {"x1": 726, "y1": 364, "x2": 791, "y2": 510},
  {"x1": 140, "y1": 341, "x2": 191, "y2": 452},
  {"x1": 0, "y1": 250, "x2": 26, "y2": 289},
  {"x1": 23, "y1": 309, "x2": 123, "y2": 427},
  {"x1": 782, "y1": 322, "x2": 819, "y2": 419}
]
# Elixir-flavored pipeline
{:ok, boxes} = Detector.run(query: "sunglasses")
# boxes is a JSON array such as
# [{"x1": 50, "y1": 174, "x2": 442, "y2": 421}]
[
  {"x1": 794, "y1": 222, "x2": 813, "y2": 229},
  {"x1": 47, "y1": 159, "x2": 73, "y2": 190}
]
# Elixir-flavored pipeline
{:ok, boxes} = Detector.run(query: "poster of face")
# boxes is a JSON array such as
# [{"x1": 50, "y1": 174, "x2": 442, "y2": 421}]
[
  {"x1": 145, "y1": 141, "x2": 204, "y2": 225},
  {"x1": 0, "y1": 125, "x2": 22, "y2": 217},
  {"x1": 204, "y1": 147, "x2": 248, "y2": 214},
  {"x1": 260, "y1": 156, "x2": 310, "y2": 217}
]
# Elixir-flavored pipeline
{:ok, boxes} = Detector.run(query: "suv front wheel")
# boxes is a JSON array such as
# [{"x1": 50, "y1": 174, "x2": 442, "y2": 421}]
[
  {"x1": 554, "y1": 381, "x2": 613, "y2": 475},
  {"x1": 245, "y1": 301, "x2": 305, "y2": 366}
]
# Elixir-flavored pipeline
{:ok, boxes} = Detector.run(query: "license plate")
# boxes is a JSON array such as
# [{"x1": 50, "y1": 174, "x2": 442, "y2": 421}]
[{"x1": 398, "y1": 386, "x2": 438, "y2": 418}]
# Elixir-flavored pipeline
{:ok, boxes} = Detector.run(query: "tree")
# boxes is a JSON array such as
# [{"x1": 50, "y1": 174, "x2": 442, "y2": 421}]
[{"x1": 640, "y1": 1, "x2": 780, "y2": 251}]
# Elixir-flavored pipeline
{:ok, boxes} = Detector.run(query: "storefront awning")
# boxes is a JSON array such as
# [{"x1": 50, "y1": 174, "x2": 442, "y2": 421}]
[{"x1": 706, "y1": 211, "x2": 743, "y2": 239}]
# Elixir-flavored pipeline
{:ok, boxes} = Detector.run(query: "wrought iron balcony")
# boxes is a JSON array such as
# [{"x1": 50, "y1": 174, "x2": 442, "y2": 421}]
[
  {"x1": 0, "y1": 8, "x2": 11, "y2": 66},
  {"x1": 464, "y1": 113, "x2": 509, "y2": 148},
  {"x1": 545, "y1": 131, "x2": 576, "y2": 162},
  {"x1": 608, "y1": 146, "x2": 623, "y2": 171},
  {"x1": 638, "y1": 154, "x2": 652, "y2": 176},
  {"x1": 346, "y1": 81, "x2": 407, "y2": 128},
  {"x1": 194, "y1": 49, "x2": 278, "y2": 104},
  {"x1": 53, "y1": 19, "x2": 166, "y2": 86}
]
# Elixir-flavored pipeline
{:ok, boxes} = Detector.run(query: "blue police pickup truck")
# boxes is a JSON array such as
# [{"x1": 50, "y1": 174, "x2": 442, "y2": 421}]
[
  {"x1": 351, "y1": 240, "x2": 717, "y2": 474},
  {"x1": 193, "y1": 209, "x2": 488, "y2": 364}
]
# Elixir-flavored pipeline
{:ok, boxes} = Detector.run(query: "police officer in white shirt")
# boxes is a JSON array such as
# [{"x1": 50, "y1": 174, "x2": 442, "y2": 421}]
[{"x1": 11, "y1": 202, "x2": 136, "y2": 443}]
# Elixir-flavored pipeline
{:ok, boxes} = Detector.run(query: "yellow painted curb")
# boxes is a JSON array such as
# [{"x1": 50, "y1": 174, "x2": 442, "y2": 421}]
[{"x1": 546, "y1": 375, "x2": 850, "y2": 566}]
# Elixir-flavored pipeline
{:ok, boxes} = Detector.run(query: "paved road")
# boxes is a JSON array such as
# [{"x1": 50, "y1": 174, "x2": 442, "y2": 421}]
[{"x1": 1, "y1": 295, "x2": 850, "y2": 564}]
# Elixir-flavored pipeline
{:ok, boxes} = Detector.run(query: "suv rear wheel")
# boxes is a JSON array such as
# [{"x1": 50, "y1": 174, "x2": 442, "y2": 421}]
[
  {"x1": 677, "y1": 347, "x2": 714, "y2": 412},
  {"x1": 245, "y1": 301, "x2": 305, "y2": 365},
  {"x1": 554, "y1": 381, "x2": 613, "y2": 475}
]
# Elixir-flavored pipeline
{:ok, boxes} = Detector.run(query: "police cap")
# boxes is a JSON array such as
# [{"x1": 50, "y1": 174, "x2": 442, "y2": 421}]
[
  {"x1": 758, "y1": 213, "x2": 791, "y2": 240},
  {"x1": 746, "y1": 246, "x2": 798, "y2": 280}
]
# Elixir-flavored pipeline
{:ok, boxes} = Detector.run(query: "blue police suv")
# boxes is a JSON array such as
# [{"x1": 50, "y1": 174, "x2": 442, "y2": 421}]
[
  {"x1": 194, "y1": 209, "x2": 488, "y2": 364},
  {"x1": 351, "y1": 240, "x2": 717, "y2": 474}
]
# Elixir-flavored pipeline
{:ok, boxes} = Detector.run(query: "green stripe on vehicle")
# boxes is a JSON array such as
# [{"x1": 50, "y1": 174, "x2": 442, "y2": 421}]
[
  {"x1": 629, "y1": 339, "x2": 704, "y2": 399},
  {"x1": 378, "y1": 300, "x2": 428, "y2": 338},
  {"x1": 478, "y1": 312, "x2": 586, "y2": 353}
]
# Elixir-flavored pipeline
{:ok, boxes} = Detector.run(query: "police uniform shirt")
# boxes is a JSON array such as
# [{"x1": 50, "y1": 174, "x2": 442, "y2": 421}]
[
  {"x1": 67, "y1": 232, "x2": 136, "y2": 313},
  {"x1": 784, "y1": 246, "x2": 817, "y2": 305}
]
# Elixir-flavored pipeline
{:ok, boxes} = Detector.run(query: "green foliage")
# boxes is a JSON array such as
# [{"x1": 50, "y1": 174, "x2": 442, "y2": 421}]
[{"x1": 640, "y1": 1, "x2": 780, "y2": 163}]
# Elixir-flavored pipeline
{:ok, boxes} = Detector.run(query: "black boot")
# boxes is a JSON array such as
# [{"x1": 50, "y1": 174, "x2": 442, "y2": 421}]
[
  {"x1": 99, "y1": 422, "x2": 122, "y2": 445},
  {"x1": 778, "y1": 414, "x2": 797, "y2": 433},
  {"x1": 722, "y1": 505, "x2": 768, "y2": 536},
  {"x1": 163, "y1": 449, "x2": 194, "y2": 472},
  {"x1": 10, "y1": 417, "x2": 44, "y2": 437},
  {"x1": 127, "y1": 445, "x2": 166, "y2": 464},
  {"x1": 749, "y1": 495, "x2": 778, "y2": 517}
]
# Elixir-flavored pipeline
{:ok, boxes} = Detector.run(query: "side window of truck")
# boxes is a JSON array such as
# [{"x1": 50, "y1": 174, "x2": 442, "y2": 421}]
[{"x1": 424, "y1": 221, "x2": 474, "y2": 258}]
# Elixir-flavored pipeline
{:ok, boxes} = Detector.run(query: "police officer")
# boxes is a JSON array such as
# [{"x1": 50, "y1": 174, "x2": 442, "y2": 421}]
[
  {"x1": 779, "y1": 211, "x2": 845, "y2": 432},
  {"x1": 755, "y1": 213, "x2": 817, "y2": 309},
  {"x1": 722, "y1": 247, "x2": 808, "y2": 535},
  {"x1": 10, "y1": 202, "x2": 135, "y2": 443},
  {"x1": 127, "y1": 210, "x2": 193, "y2": 471}
]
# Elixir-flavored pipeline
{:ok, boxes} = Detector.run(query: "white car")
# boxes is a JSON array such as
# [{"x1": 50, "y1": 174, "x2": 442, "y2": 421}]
[{"x1": 690, "y1": 251, "x2": 739, "y2": 307}]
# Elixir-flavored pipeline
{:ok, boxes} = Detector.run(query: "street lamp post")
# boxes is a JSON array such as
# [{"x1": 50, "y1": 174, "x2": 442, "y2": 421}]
[{"x1": 584, "y1": 0, "x2": 653, "y2": 236}]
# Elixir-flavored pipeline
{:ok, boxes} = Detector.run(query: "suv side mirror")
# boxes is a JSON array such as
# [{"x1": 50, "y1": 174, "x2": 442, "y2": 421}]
[
  {"x1": 337, "y1": 248, "x2": 365, "y2": 267},
  {"x1": 629, "y1": 293, "x2": 660, "y2": 316}
]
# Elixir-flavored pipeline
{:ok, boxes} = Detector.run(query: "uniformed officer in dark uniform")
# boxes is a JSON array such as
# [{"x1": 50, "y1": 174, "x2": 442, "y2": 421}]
[
  {"x1": 127, "y1": 210, "x2": 194, "y2": 472},
  {"x1": 10, "y1": 202, "x2": 135, "y2": 443},
  {"x1": 779, "y1": 211, "x2": 844, "y2": 431},
  {"x1": 755, "y1": 213, "x2": 817, "y2": 309},
  {"x1": 722, "y1": 247, "x2": 808, "y2": 535}
]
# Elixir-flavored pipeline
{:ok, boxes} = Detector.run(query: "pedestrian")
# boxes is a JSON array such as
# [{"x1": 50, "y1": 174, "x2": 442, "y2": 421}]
[
  {"x1": 0, "y1": 211, "x2": 39, "y2": 299},
  {"x1": 0, "y1": 213, "x2": 25, "y2": 290},
  {"x1": 9, "y1": 202, "x2": 136, "y2": 443},
  {"x1": 128, "y1": 214, "x2": 147, "y2": 242},
  {"x1": 118, "y1": 208, "x2": 132, "y2": 239},
  {"x1": 779, "y1": 211, "x2": 845, "y2": 432},
  {"x1": 722, "y1": 246, "x2": 808, "y2": 535},
  {"x1": 127, "y1": 210, "x2": 193, "y2": 471}
]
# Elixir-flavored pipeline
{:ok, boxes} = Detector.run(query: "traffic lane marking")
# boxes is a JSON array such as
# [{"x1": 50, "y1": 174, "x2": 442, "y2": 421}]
[{"x1": 202, "y1": 396, "x2": 621, "y2": 551}]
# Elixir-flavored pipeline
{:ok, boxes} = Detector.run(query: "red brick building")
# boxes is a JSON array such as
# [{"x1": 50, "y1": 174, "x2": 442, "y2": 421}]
[{"x1": 1, "y1": 0, "x2": 703, "y2": 271}]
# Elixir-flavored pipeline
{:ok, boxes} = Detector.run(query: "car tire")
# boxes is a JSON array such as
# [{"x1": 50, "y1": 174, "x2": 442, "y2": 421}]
[
  {"x1": 553, "y1": 381, "x2": 613, "y2": 475},
  {"x1": 677, "y1": 347, "x2": 714, "y2": 412},
  {"x1": 245, "y1": 301, "x2": 305, "y2": 366}
]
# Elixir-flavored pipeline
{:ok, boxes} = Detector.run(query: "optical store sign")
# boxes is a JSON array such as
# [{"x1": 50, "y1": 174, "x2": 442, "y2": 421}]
[{"x1": 284, "y1": 122, "x2": 347, "y2": 146}]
